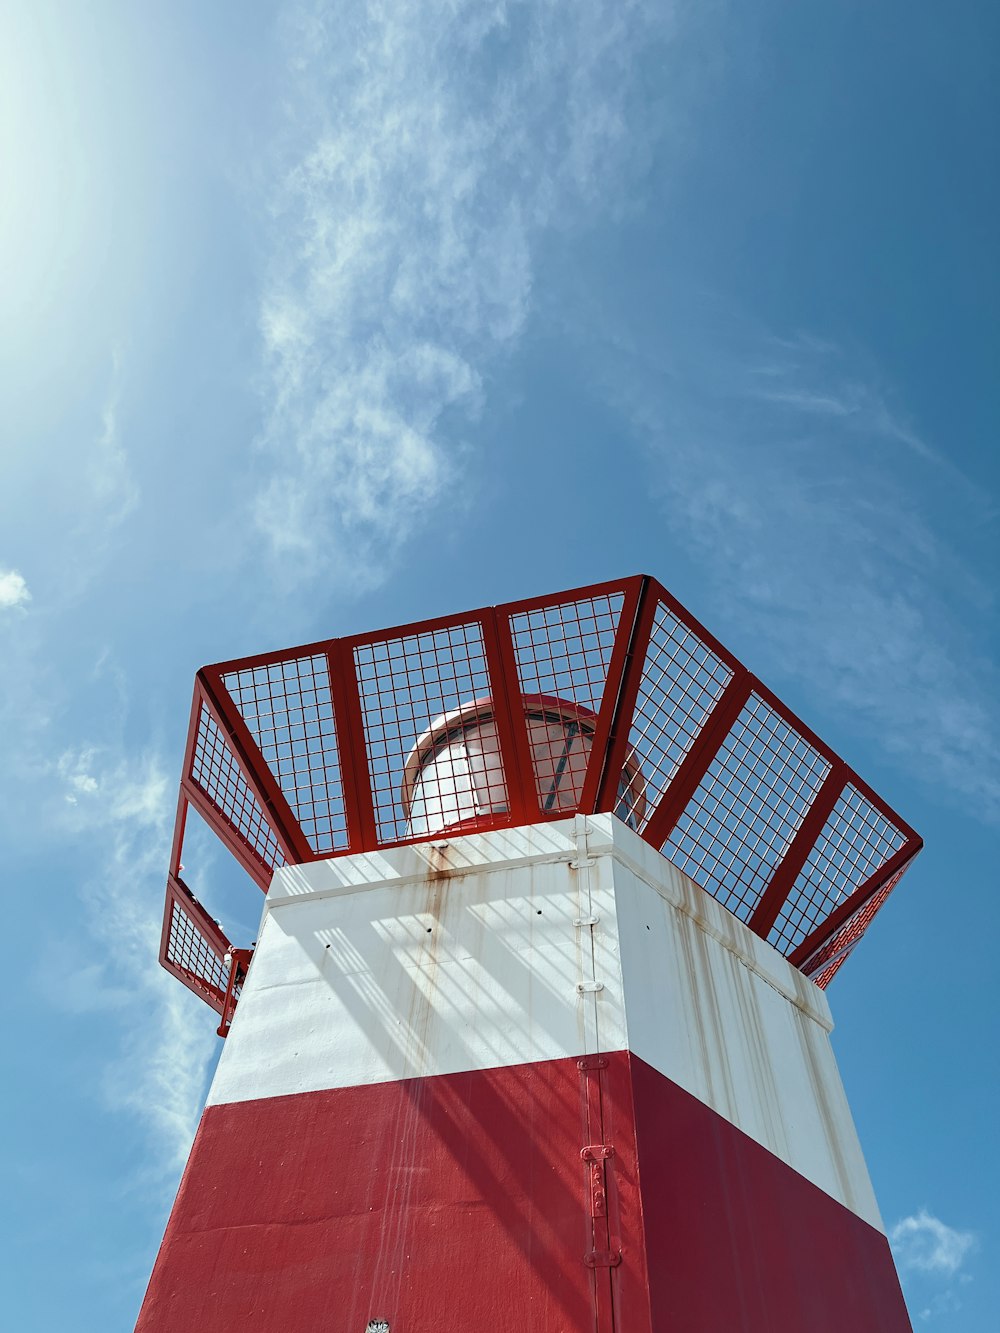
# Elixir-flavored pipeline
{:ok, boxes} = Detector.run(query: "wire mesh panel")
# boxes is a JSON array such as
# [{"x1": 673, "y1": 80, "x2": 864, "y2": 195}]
[
  {"x1": 222, "y1": 655, "x2": 348, "y2": 855},
  {"x1": 354, "y1": 619, "x2": 500, "y2": 843},
  {"x1": 509, "y1": 591, "x2": 624, "y2": 716},
  {"x1": 162, "y1": 574, "x2": 921, "y2": 1015},
  {"x1": 797, "y1": 861, "x2": 911, "y2": 988},
  {"x1": 189, "y1": 703, "x2": 287, "y2": 875},
  {"x1": 769, "y1": 784, "x2": 909, "y2": 955},
  {"x1": 661, "y1": 694, "x2": 832, "y2": 923},
  {"x1": 626, "y1": 599, "x2": 734, "y2": 833},
  {"x1": 508, "y1": 590, "x2": 625, "y2": 815},
  {"x1": 161, "y1": 879, "x2": 231, "y2": 1014}
]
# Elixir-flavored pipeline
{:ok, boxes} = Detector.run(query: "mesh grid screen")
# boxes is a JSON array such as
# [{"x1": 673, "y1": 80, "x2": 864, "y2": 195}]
[
  {"x1": 166, "y1": 896, "x2": 228, "y2": 1000},
  {"x1": 354, "y1": 620, "x2": 499, "y2": 843},
  {"x1": 802, "y1": 864, "x2": 908, "y2": 987},
  {"x1": 627, "y1": 600, "x2": 734, "y2": 832},
  {"x1": 509, "y1": 592, "x2": 624, "y2": 715},
  {"x1": 166, "y1": 578, "x2": 919, "y2": 1012},
  {"x1": 661, "y1": 694, "x2": 831, "y2": 922},
  {"x1": 191, "y1": 704, "x2": 286, "y2": 872},
  {"x1": 223, "y1": 656, "x2": 348, "y2": 855},
  {"x1": 509, "y1": 592, "x2": 624, "y2": 814},
  {"x1": 769, "y1": 784, "x2": 908, "y2": 954}
]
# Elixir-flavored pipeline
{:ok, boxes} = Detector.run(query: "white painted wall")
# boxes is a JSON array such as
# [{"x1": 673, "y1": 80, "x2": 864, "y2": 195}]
[
  {"x1": 207, "y1": 814, "x2": 881, "y2": 1230},
  {"x1": 607, "y1": 830, "x2": 881, "y2": 1229}
]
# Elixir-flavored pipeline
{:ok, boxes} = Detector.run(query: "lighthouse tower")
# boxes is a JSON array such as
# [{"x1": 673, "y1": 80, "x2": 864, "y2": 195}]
[{"x1": 137, "y1": 576, "x2": 921, "y2": 1331}]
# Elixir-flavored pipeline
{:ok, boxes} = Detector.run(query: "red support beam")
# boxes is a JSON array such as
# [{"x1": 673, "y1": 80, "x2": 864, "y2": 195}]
[
  {"x1": 789, "y1": 839, "x2": 923, "y2": 972},
  {"x1": 181, "y1": 776, "x2": 275, "y2": 892},
  {"x1": 482, "y1": 608, "x2": 544, "y2": 828},
  {"x1": 639, "y1": 670, "x2": 753, "y2": 852},
  {"x1": 325, "y1": 639, "x2": 379, "y2": 851},
  {"x1": 747, "y1": 763, "x2": 848, "y2": 941},
  {"x1": 584, "y1": 575, "x2": 650, "y2": 815},
  {"x1": 168, "y1": 686, "x2": 203, "y2": 878},
  {"x1": 199, "y1": 668, "x2": 313, "y2": 865},
  {"x1": 217, "y1": 947, "x2": 254, "y2": 1038}
]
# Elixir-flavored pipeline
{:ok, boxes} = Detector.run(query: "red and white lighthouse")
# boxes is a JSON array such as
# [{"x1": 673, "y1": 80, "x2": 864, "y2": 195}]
[{"x1": 137, "y1": 576, "x2": 921, "y2": 1331}]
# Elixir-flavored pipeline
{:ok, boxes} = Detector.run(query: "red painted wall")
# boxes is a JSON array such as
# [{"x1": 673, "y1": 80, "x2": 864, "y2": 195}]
[
  {"x1": 137, "y1": 1055, "x2": 649, "y2": 1333},
  {"x1": 629, "y1": 1054, "x2": 912, "y2": 1332},
  {"x1": 137, "y1": 1053, "x2": 910, "y2": 1331}
]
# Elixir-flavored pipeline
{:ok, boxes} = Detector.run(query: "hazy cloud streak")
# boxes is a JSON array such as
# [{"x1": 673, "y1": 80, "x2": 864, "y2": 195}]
[
  {"x1": 254, "y1": 0, "x2": 671, "y2": 585},
  {"x1": 601, "y1": 321, "x2": 1000, "y2": 821},
  {"x1": 88, "y1": 346, "x2": 139, "y2": 531},
  {"x1": 52, "y1": 745, "x2": 217, "y2": 1178}
]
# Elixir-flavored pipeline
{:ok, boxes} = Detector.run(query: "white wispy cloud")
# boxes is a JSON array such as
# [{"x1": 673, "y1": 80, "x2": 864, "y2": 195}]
[
  {"x1": 253, "y1": 0, "x2": 675, "y2": 585},
  {"x1": 58, "y1": 745, "x2": 168, "y2": 823},
  {"x1": 891, "y1": 1209, "x2": 977, "y2": 1277},
  {"x1": 51, "y1": 744, "x2": 217, "y2": 1177},
  {"x1": 88, "y1": 346, "x2": 139, "y2": 530},
  {"x1": 0, "y1": 567, "x2": 31, "y2": 609},
  {"x1": 34, "y1": 348, "x2": 142, "y2": 610},
  {"x1": 746, "y1": 334, "x2": 947, "y2": 468},
  {"x1": 890, "y1": 1209, "x2": 978, "y2": 1322},
  {"x1": 600, "y1": 318, "x2": 1000, "y2": 823}
]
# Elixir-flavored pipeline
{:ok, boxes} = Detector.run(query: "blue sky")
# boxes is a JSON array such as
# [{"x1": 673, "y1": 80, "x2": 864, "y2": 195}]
[{"x1": 1, "y1": 2, "x2": 996, "y2": 1327}]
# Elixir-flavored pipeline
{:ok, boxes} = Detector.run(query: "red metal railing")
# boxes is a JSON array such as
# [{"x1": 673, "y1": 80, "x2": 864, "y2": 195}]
[{"x1": 162, "y1": 575, "x2": 921, "y2": 1016}]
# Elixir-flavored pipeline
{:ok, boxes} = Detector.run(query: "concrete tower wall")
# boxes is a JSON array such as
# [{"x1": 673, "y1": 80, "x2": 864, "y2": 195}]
[{"x1": 137, "y1": 816, "x2": 910, "y2": 1331}]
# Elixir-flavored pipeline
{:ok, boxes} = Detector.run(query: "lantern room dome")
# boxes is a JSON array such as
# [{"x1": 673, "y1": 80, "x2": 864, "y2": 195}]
[{"x1": 402, "y1": 693, "x2": 647, "y2": 838}]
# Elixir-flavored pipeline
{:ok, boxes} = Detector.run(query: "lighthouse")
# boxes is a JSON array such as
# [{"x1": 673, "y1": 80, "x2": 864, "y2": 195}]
[{"x1": 137, "y1": 575, "x2": 921, "y2": 1330}]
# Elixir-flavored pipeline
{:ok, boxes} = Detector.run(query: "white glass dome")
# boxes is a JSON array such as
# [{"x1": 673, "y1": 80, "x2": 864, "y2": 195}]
[{"x1": 402, "y1": 694, "x2": 646, "y2": 838}]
